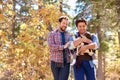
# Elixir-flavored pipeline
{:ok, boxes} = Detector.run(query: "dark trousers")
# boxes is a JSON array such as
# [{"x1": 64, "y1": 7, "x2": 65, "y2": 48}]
[
  {"x1": 74, "y1": 61, "x2": 96, "y2": 80},
  {"x1": 51, "y1": 61, "x2": 70, "y2": 80}
]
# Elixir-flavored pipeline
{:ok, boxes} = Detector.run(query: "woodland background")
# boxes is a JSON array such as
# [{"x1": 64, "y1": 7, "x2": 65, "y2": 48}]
[{"x1": 0, "y1": 0, "x2": 120, "y2": 80}]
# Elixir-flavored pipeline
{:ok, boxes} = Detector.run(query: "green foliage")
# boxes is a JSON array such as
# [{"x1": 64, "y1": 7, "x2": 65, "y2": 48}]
[{"x1": 100, "y1": 41, "x2": 109, "y2": 52}]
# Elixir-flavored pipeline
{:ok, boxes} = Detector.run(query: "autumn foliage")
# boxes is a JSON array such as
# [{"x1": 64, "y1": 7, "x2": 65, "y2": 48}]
[{"x1": 0, "y1": 0, "x2": 62, "y2": 79}]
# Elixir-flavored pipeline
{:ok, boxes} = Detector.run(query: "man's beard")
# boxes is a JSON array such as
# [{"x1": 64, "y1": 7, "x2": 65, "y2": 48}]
[{"x1": 60, "y1": 27, "x2": 66, "y2": 32}]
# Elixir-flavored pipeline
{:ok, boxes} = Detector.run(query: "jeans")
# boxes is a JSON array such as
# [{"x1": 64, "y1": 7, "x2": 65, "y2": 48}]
[
  {"x1": 51, "y1": 61, "x2": 70, "y2": 80},
  {"x1": 74, "y1": 61, "x2": 96, "y2": 80}
]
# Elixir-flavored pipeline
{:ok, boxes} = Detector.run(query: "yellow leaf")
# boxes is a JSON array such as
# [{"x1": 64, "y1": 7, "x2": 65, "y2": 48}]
[
  {"x1": 0, "y1": 30, "x2": 3, "y2": 36},
  {"x1": 7, "y1": 4, "x2": 13, "y2": 9},
  {"x1": 19, "y1": 73, "x2": 23, "y2": 78},
  {"x1": 8, "y1": 11, "x2": 15, "y2": 16},
  {"x1": 0, "y1": 8, "x2": 3, "y2": 13},
  {"x1": 20, "y1": 23, "x2": 27, "y2": 30},
  {"x1": 0, "y1": 14, "x2": 4, "y2": 21}
]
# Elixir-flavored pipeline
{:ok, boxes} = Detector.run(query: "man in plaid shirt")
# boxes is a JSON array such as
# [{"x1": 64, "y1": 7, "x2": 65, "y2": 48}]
[{"x1": 47, "y1": 16, "x2": 71, "y2": 80}]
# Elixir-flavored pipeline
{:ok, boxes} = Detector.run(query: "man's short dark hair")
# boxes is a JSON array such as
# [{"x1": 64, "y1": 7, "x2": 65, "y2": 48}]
[
  {"x1": 58, "y1": 16, "x2": 69, "y2": 22},
  {"x1": 75, "y1": 18, "x2": 87, "y2": 27}
]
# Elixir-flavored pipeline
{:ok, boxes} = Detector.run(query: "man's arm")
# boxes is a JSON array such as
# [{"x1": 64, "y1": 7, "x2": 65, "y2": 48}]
[
  {"x1": 78, "y1": 34, "x2": 100, "y2": 54},
  {"x1": 47, "y1": 32, "x2": 70, "y2": 51},
  {"x1": 68, "y1": 36, "x2": 82, "y2": 50},
  {"x1": 69, "y1": 36, "x2": 92, "y2": 50}
]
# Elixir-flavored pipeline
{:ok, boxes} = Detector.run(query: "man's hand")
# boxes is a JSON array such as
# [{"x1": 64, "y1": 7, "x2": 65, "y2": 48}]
[
  {"x1": 64, "y1": 42, "x2": 70, "y2": 49},
  {"x1": 78, "y1": 45, "x2": 87, "y2": 55},
  {"x1": 81, "y1": 36, "x2": 92, "y2": 44}
]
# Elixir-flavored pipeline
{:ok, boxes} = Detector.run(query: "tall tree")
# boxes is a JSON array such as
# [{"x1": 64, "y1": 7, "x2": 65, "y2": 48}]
[{"x1": 116, "y1": 0, "x2": 120, "y2": 46}]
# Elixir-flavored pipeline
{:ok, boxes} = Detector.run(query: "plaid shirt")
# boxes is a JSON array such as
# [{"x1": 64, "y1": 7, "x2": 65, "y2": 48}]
[{"x1": 47, "y1": 29, "x2": 71, "y2": 63}]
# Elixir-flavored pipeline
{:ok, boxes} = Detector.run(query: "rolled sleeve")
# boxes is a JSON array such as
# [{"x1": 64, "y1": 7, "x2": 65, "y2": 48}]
[{"x1": 92, "y1": 34, "x2": 100, "y2": 49}]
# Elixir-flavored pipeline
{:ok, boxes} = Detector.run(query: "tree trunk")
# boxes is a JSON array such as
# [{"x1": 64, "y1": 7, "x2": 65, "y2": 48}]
[
  {"x1": 59, "y1": 0, "x2": 63, "y2": 13},
  {"x1": 115, "y1": 0, "x2": 120, "y2": 60},
  {"x1": 47, "y1": 23, "x2": 53, "y2": 31},
  {"x1": 118, "y1": 30, "x2": 120, "y2": 45},
  {"x1": 98, "y1": 52, "x2": 104, "y2": 80},
  {"x1": 103, "y1": 52, "x2": 106, "y2": 80},
  {"x1": 116, "y1": 0, "x2": 120, "y2": 46},
  {"x1": 12, "y1": 0, "x2": 16, "y2": 39},
  {"x1": 97, "y1": 11, "x2": 103, "y2": 80}
]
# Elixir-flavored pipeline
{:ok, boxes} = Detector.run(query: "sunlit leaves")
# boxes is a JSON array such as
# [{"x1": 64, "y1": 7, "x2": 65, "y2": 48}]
[
  {"x1": 0, "y1": 0, "x2": 61, "y2": 79},
  {"x1": 0, "y1": 14, "x2": 5, "y2": 22},
  {"x1": 20, "y1": 23, "x2": 27, "y2": 30},
  {"x1": 39, "y1": 4, "x2": 61, "y2": 27}
]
